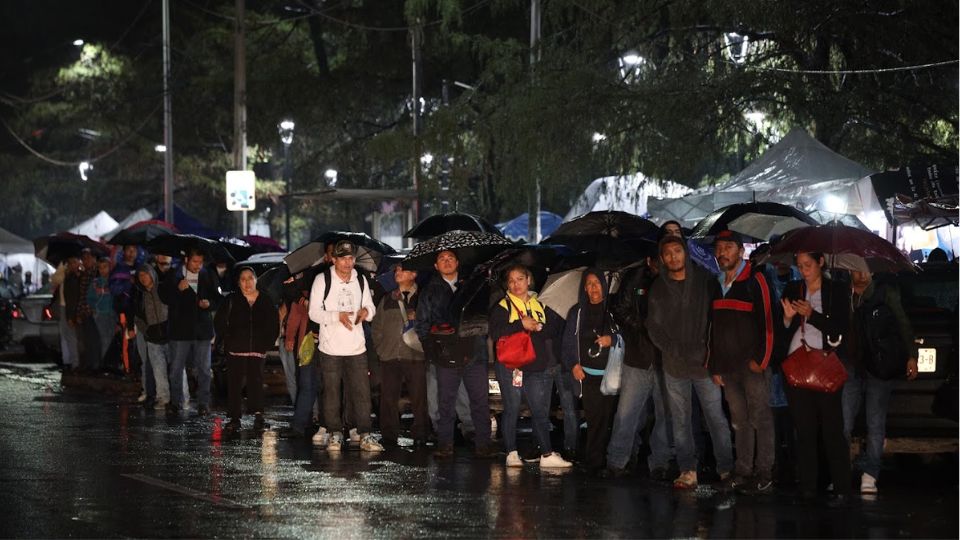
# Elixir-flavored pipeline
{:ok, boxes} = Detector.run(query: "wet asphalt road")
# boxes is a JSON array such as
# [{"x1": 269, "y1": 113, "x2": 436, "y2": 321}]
[{"x1": 0, "y1": 354, "x2": 957, "y2": 539}]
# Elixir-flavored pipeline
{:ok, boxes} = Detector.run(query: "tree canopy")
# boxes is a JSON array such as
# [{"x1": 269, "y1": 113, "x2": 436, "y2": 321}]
[{"x1": 0, "y1": 0, "x2": 956, "y2": 240}]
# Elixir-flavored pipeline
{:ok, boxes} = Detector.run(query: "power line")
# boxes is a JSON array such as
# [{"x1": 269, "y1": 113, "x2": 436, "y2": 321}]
[
  {"x1": 736, "y1": 58, "x2": 958, "y2": 75},
  {"x1": 0, "y1": 101, "x2": 162, "y2": 167}
]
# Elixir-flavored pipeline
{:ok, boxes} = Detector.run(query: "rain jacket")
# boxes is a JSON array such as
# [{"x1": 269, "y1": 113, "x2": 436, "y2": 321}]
[
  {"x1": 709, "y1": 261, "x2": 776, "y2": 375},
  {"x1": 647, "y1": 260, "x2": 718, "y2": 380},
  {"x1": 561, "y1": 268, "x2": 620, "y2": 373},
  {"x1": 128, "y1": 264, "x2": 169, "y2": 340},
  {"x1": 86, "y1": 275, "x2": 115, "y2": 316},
  {"x1": 611, "y1": 264, "x2": 659, "y2": 370},
  {"x1": 159, "y1": 264, "x2": 221, "y2": 341},
  {"x1": 488, "y1": 292, "x2": 563, "y2": 372}
]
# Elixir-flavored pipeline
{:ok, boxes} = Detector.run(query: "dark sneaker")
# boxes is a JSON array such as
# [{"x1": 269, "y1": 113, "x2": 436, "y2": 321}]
[
  {"x1": 278, "y1": 427, "x2": 305, "y2": 439},
  {"x1": 165, "y1": 403, "x2": 180, "y2": 418},
  {"x1": 721, "y1": 474, "x2": 750, "y2": 491},
  {"x1": 197, "y1": 405, "x2": 210, "y2": 417},
  {"x1": 474, "y1": 444, "x2": 499, "y2": 459},
  {"x1": 649, "y1": 467, "x2": 671, "y2": 482},
  {"x1": 223, "y1": 419, "x2": 241, "y2": 435},
  {"x1": 253, "y1": 413, "x2": 266, "y2": 432},
  {"x1": 434, "y1": 444, "x2": 454, "y2": 459}
]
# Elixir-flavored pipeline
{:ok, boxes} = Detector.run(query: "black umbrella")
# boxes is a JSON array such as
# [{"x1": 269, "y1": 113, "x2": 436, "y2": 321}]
[
  {"x1": 107, "y1": 220, "x2": 178, "y2": 246},
  {"x1": 218, "y1": 237, "x2": 256, "y2": 262},
  {"x1": 404, "y1": 212, "x2": 502, "y2": 240},
  {"x1": 544, "y1": 234, "x2": 654, "y2": 270},
  {"x1": 548, "y1": 210, "x2": 658, "y2": 239},
  {"x1": 255, "y1": 265, "x2": 291, "y2": 305},
  {"x1": 690, "y1": 202, "x2": 818, "y2": 241},
  {"x1": 145, "y1": 234, "x2": 235, "y2": 264},
  {"x1": 401, "y1": 230, "x2": 515, "y2": 271},
  {"x1": 34, "y1": 232, "x2": 108, "y2": 266},
  {"x1": 285, "y1": 231, "x2": 396, "y2": 274}
]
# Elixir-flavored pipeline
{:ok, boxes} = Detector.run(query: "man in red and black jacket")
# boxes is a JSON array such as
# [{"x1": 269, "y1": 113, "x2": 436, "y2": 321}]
[{"x1": 709, "y1": 229, "x2": 777, "y2": 494}]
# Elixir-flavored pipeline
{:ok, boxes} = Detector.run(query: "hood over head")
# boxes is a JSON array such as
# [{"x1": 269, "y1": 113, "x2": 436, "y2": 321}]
[{"x1": 136, "y1": 263, "x2": 159, "y2": 290}]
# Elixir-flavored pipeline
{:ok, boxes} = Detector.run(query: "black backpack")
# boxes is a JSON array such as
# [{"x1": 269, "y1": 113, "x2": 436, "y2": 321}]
[{"x1": 858, "y1": 282, "x2": 908, "y2": 380}]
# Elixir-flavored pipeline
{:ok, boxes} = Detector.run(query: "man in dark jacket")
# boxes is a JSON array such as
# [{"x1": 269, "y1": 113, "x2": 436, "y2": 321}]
[
  {"x1": 710, "y1": 230, "x2": 776, "y2": 493},
  {"x1": 647, "y1": 235, "x2": 732, "y2": 489},
  {"x1": 844, "y1": 268, "x2": 918, "y2": 495},
  {"x1": 605, "y1": 258, "x2": 673, "y2": 478},
  {"x1": 415, "y1": 250, "x2": 494, "y2": 458},
  {"x1": 160, "y1": 248, "x2": 221, "y2": 417}
]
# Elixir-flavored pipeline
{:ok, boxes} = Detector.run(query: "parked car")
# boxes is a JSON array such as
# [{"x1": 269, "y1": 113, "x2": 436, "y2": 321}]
[
  {"x1": 9, "y1": 293, "x2": 60, "y2": 360},
  {"x1": 860, "y1": 264, "x2": 959, "y2": 453}
]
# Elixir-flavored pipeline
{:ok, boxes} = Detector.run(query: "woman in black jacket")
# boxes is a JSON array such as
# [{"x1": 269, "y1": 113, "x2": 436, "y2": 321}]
[
  {"x1": 780, "y1": 252, "x2": 851, "y2": 502},
  {"x1": 214, "y1": 267, "x2": 280, "y2": 433},
  {"x1": 489, "y1": 265, "x2": 571, "y2": 469}
]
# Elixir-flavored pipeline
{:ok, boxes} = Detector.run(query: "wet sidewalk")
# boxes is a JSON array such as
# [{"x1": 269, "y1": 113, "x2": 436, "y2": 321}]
[{"x1": 0, "y1": 360, "x2": 956, "y2": 538}]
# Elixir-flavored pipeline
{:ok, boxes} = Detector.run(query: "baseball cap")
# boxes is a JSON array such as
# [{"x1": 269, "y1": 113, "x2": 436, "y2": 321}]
[
  {"x1": 333, "y1": 240, "x2": 356, "y2": 257},
  {"x1": 714, "y1": 229, "x2": 744, "y2": 247}
]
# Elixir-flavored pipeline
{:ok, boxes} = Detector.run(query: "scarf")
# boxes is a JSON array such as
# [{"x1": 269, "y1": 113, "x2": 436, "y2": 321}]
[{"x1": 498, "y1": 291, "x2": 547, "y2": 324}]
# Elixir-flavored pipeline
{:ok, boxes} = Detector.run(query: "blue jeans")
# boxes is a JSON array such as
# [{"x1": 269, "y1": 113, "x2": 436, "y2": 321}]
[
  {"x1": 607, "y1": 363, "x2": 671, "y2": 471},
  {"x1": 169, "y1": 339, "x2": 212, "y2": 408},
  {"x1": 664, "y1": 372, "x2": 734, "y2": 474},
  {"x1": 427, "y1": 364, "x2": 474, "y2": 434},
  {"x1": 496, "y1": 363, "x2": 556, "y2": 454},
  {"x1": 291, "y1": 363, "x2": 319, "y2": 432},
  {"x1": 842, "y1": 368, "x2": 895, "y2": 479},
  {"x1": 553, "y1": 366, "x2": 579, "y2": 453},
  {"x1": 277, "y1": 346, "x2": 298, "y2": 405}
]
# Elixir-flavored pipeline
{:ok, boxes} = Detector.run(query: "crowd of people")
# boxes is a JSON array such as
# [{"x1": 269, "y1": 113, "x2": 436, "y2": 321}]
[{"x1": 44, "y1": 223, "x2": 923, "y2": 503}]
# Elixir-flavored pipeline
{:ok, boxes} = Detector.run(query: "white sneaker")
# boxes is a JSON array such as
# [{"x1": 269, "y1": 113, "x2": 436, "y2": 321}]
[
  {"x1": 506, "y1": 451, "x2": 523, "y2": 468},
  {"x1": 182, "y1": 398, "x2": 191, "y2": 411},
  {"x1": 327, "y1": 433, "x2": 343, "y2": 451},
  {"x1": 349, "y1": 427, "x2": 361, "y2": 443},
  {"x1": 137, "y1": 392, "x2": 148, "y2": 403},
  {"x1": 154, "y1": 399, "x2": 169, "y2": 410},
  {"x1": 539, "y1": 452, "x2": 573, "y2": 469},
  {"x1": 312, "y1": 427, "x2": 329, "y2": 447},
  {"x1": 360, "y1": 434, "x2": 384, "y2": 452},
  {"x1": 860, "y1": 473, "x2": 878, "y2": 494}
]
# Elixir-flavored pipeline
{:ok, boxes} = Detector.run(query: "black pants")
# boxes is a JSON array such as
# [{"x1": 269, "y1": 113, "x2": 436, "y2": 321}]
[
  {"x1": 581, "y1": 376, "x2": 617, "y2": 470},
  {"x1": 227, "y1": 354, "x2": 265, "y2": 421},
  {"x1": 379, "y1": 359, "x2": 428, "y2": 442},
  {"x1": 784, "y1": 384, "x2": 851, "y2": 496}
]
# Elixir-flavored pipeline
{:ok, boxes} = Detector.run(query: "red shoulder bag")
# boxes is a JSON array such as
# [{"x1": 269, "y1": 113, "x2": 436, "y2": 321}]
[{"x1": 495, "y1": 300, "x2": 537, "y2": 370}]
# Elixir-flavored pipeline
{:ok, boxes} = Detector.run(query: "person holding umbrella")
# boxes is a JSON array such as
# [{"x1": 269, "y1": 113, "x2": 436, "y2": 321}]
[
  {"x1": 214, "y1": 267, "x2": 279, "y2": 434},
  {"x1": 489, "y1": 264, "x2": 572, "y2": 469},
  {"x1": 780, "y1": 251, "x2": 852, "y2": 503},
  {"x1": 50, "y1": 256, "x2": 83, "y2": 372},
  {"x1": 415, "y1": 250, "x2": 496, "y2": 459},
  {"x1": 160, "y1": 247, "x2": 222, "y2": 418},
  {"x1": 560, "y1": 268, "x2": 621, "y2": 475}
]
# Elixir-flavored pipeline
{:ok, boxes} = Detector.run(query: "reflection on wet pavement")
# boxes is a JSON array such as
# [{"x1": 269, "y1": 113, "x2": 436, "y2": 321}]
[{"x1": 0, "y1": 362, "x2": 956, "y2": 538}]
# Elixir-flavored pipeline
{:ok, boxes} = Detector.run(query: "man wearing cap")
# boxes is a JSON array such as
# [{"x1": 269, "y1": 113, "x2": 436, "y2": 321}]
[
  {"x1": 710, "y1": 229, "x2": 776, "y2": 493},
  {"x1": 308, "y1": 240, "x2": 382, "y2": 452}
]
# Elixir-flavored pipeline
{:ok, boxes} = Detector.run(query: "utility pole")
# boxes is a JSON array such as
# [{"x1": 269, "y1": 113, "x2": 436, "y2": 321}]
[
  {"x1": 162, "y1": 0, "x2": 174, "y2": 225},
  {"x1": 233, "y1": 0, "x2": 248, "y2": 235},
  {"x1": 527, "y1": 0, "x2": 542, "y2": 243},
  {"x1": 410, "y1": 20, "x2": 423, "y2": 245}
]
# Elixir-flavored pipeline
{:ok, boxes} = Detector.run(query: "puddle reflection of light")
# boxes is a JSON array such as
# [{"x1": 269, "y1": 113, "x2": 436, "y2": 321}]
[
  {"x1": 261, "y1": 431, "x2": 279, "y2": 506},
  {"x1": 210, "y1": 417, "x2": 223, "y2": 503}
]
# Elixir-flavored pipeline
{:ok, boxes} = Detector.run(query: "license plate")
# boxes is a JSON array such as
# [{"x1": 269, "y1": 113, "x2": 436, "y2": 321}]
[
  {"x1": 918, "y1": 348, "x2": 937, "y2": 373},
  {"x1": 488, "y1": 379, "x2": 501, "y2": 395}
]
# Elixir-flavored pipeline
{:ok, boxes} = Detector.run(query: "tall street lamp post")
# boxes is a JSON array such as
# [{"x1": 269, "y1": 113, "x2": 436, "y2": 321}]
[{"x1": 278, "y1": 119, "x2": 295, "y2": 250}]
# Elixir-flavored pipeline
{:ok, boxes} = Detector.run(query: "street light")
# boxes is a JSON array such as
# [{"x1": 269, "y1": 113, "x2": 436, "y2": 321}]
[
  {"x1": 78, "y1": 161, "x2": 92, "y2": 181},
  {"x1": 278, "y1": 119, "x2": 295, "y2": 250},
  {"x1": 73, "y1": 39, "x2": 84, "y2": 47},
  {"x1": 324, "y1": 168, "x2": 338, "y2": 187},
  {"x1": 619, "y1": 52, "x2": 646, "y2": 82}
]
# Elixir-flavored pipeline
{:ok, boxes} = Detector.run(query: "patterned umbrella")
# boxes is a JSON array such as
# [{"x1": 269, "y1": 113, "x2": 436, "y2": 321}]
[
  {"x1": 404, "y1": 212, "x2": 502, "y2": 240},
  {"x1": 401, "y1": 230, "x2": 515, "y2": 271}
]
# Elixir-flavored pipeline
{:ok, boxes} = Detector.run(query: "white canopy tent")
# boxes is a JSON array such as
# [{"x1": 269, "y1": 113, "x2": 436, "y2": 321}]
[
  {"x1": 68, "y1": 211, "x2": 119, "y2": 240},
  {"x1": 647, "y1": 128, "x2": 884, "y2": 230},
  {"x1": 103, "y1": 208, "x2": 153, "y2": 242},
  {"x1": 564, "y1": 173, "x2": 692, "y2": 221},
  {"x1": 0, "y1": 226, "x2": 32, "y2": 254}
]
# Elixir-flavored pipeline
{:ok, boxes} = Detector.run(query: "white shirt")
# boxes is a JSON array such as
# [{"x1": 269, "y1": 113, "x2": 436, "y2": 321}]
[
  {"x1": 308, "y1": 268, "x2": 376, "y2": 356},
  {"x1": 788, "y1": 288, "x2": 824, "y2": 352}
]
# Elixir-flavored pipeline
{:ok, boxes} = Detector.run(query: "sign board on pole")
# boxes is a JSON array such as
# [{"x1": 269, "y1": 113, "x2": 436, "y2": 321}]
[{"x1": 226, "y1": 170, "x2": 256, "y2": 211}]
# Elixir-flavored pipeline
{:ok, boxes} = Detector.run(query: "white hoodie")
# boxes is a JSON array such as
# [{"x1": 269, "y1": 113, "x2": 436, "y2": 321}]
[{"x1": 308, "y1": 268, "x2": 376, "y2": 356}]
